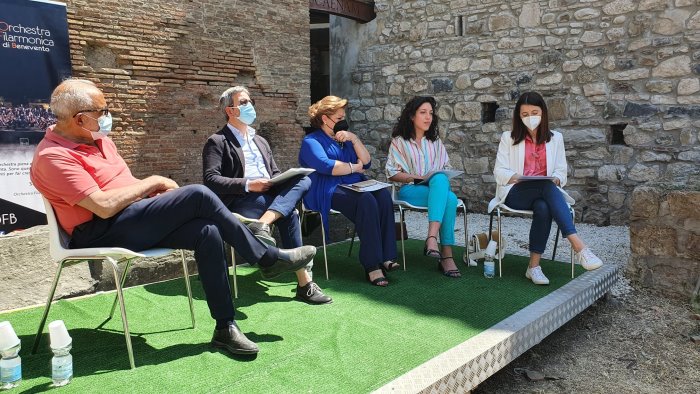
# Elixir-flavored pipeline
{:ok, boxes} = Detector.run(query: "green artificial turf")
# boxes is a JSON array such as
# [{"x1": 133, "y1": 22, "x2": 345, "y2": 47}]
[{"x1": 1, "y1": 240, "x2": 584, "y2": 393}]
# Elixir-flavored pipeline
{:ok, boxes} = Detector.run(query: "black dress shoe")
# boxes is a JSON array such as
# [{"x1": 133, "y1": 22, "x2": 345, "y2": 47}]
[
  {"x1": 260, "y1": 245, "x2": 317, "y2": 279},
  {"x1": 211, "y1": 322, "x2": 259, "y2": 355},
  {"x1": 247, "y1": 222, "x2": 276, "y2": 246},
  {"x1": 295, "y1": 281, "x2": 332, "y2": 304}
]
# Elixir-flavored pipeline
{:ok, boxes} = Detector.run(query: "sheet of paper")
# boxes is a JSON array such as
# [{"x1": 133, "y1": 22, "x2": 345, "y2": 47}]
[
  {"x1": 340, "y1": 179, "x2": 391, "y2": 192},
  {"x1": 416, "y1": 169, "x2": 464, "y2": 185},
  {"x1": 269, "y1": 168, "x2": 315, "y2": 185},
  {"x1": 518, "y1": 176, "x2": 556, "y2": 182}
]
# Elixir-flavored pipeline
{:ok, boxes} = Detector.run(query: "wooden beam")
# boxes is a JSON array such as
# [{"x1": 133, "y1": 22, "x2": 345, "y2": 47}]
[{"x1": 309, "y1": 0, "x2": 376, "y2": 23}]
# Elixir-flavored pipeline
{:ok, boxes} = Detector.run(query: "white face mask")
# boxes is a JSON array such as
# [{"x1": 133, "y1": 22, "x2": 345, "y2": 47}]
[{"x1": 522, "y1": 115, "x2": 541, "y2": 131}]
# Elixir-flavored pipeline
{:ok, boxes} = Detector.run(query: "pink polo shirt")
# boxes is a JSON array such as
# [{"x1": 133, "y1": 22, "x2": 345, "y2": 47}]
[
  {"x1": 523, "y1": 135, "x2": 547, "y2": 176},
  {"x1": 30, "y1": 126, "x2": 139, "y2": 235}
]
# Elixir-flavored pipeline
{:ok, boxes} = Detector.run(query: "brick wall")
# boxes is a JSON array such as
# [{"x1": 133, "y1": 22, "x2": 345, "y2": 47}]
[{"x1": 64, "y1": 0, "x2": 310, "y2": 183}]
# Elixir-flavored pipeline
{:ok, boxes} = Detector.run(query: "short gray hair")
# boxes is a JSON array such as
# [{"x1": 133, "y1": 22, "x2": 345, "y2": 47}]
[
  {"x1": 219, "y1": 86, "x2": 250, "y2": 121},
  {"x1": 50, "y1": 78, "x2": 100, "y2": 121}
]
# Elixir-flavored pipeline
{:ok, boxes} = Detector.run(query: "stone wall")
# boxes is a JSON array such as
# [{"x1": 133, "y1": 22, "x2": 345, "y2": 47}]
[
  {"x1": 334, "y1": 0, "x2": 700, "y2": 225},
  {"x1": 64, "y1": 0, "x2": 310, "y2": 179},
  {"x1": 627, "y1": 180, "x2": 700, "y2": 300}
]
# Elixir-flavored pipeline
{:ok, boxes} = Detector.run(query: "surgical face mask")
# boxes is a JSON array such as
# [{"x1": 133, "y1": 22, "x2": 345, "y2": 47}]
[
  {"x1": 236, "y1": 102, "x2": 256, "y2": 125},
  {"x1": 522, "y1": 115, "x2": 541, "y2": 131},
  {"x1": 332, "y1": 119, "x2": 349, "y2": 134},
  {"x1": 82, "y1": 113, "x2": 112, "y2": 138}
]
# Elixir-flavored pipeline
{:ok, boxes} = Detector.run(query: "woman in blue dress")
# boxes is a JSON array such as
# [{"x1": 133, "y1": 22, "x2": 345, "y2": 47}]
[{"x1": 299, "y1": 96, "x2": 397, "y2": 287}]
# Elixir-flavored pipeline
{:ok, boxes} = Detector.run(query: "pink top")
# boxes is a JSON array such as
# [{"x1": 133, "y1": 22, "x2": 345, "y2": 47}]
[
  {"x1": 523, "y1": 135, "x2": 547, "y2": 176},
  {"x1": 30, "y1": 126, "x2": 139, "y2": 235}
]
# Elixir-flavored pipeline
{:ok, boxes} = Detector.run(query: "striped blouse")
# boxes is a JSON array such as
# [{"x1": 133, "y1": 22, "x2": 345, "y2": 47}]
[{"x1": 385, "y1": 136, "x2": 451, "y2": 179}]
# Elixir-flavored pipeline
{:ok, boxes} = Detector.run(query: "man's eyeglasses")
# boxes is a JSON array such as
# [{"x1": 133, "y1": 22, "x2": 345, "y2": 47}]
[
  {"x1": 73, "y1": 108, "x2": 110, "y2": 117},
  {"x1": 229, "y1": 98, "x2": 255, "y2": 108}
]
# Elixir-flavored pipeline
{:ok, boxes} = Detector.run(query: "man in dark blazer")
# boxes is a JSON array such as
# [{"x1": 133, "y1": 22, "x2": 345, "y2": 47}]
[{"x1": 203, "y1": 86, "x2": 331, "y2": 305}]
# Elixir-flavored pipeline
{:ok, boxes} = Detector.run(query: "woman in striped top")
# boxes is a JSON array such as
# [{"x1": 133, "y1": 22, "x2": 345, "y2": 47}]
[{"x1": 386, "y1": 96, "x2": 461, "y2": 278}]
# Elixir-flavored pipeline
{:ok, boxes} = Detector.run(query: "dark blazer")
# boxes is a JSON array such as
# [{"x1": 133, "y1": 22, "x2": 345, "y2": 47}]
[{"x1": 203, "y1": 125, "x2": 281, "y2": 207}]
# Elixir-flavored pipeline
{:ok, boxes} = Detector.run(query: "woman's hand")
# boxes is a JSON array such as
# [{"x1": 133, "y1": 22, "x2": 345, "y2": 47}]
[
  {"x1": 507, "y1": 174, "x2": 521, "y2": 184},
  {"x1": 334, "y1": 130, "x2": 356, "y2": 144},
  {"x1": 352, "y1": 159, "x2": 365, "y2": 174},
  {"x1": 552, "y1": 177, "x2": 561, "y2": 186}
]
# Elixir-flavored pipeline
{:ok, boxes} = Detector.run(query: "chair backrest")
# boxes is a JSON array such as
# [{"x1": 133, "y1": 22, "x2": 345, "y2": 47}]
[{"x1": 42, "y1": 197, "x2": 71, "y2": 259}]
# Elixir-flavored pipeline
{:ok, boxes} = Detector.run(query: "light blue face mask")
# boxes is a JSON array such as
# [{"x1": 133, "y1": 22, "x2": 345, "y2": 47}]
[
  {"x1": 82, "y1": 113, "x2": 113, "y2": 139},
  {"x1": 236, "y1": 103, "x2": 257, "y2": 125}
]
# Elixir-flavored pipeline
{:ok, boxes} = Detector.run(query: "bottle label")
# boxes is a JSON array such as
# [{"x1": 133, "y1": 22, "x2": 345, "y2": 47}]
[
  {"x1": 0, "y1": 363, "x2": 21, "y2": 383},
  {"x1": 484, "y1": 261, "x2": 495, "y2": 278},
  {"x1": 52, "y1": 361, "x2": 73, "y2": 381}
]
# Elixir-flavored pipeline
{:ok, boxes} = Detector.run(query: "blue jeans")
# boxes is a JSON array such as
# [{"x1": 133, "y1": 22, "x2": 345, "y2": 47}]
[
  {"x1": 331, "y1": 186, "x2": 397, "y2": 272},
  {"x1": 504, "y1": 180, "x2": 576, "y2": 254},
  {"x1": 227, "y1": 176, "x2": 310, "y2": 249},
  {"x1": 397, "y1": 173, "x2": 458, "y2": 246},
  {"x1": 70, "y1": 185, "x2": 279, "y2": 321}
]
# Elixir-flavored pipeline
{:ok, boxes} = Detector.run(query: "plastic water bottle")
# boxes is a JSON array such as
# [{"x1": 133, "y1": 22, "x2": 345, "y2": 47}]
[
  {"x1": 49, "y1": 321, "x2": 72, "y2": 387},
  {"x1": 0, "y1": 321, "x2": 21, "y2": 390},
  {"x1": 483, "y1": 240, "x2": 497, "y2": 279}
]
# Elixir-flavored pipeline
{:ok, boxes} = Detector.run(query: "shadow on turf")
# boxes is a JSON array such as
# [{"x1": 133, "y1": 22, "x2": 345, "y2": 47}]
[{"x1": 20, "y1": 324, "x2": 278, "y2": 379}]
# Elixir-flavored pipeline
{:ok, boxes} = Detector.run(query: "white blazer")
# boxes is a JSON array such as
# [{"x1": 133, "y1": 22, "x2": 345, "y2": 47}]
[{"x1": 488, "y1": 130, "x2": 574, "y2": 213}]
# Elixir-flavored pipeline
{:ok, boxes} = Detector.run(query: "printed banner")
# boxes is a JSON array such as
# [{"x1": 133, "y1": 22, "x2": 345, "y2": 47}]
[{"x1": 0, "y1": 0, "x2": 71, "y2": 234}]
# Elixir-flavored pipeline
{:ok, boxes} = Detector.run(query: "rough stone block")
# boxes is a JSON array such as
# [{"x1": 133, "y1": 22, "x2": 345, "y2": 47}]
[
  {"x1": 630, "y1": 186, "x2": 661, "y2": 219},
  {"x1": 454, "y1": 102, "x2": 481, "y2": 121},
  {"x1": 668, "y1": 191, "x2": 700, "y2": 219},
  {"x1": 652, "y1": 55, "x2": 692, "y2": 77},
  {"x1": 598, "y1": 165, "x2": 627, "y2": 182},
  {"x1": 630, "y1": 225, "x2": 677, "y2": 256}
]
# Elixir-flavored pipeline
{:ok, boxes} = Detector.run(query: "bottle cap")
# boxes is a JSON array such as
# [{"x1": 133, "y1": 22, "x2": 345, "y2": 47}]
[
  {"x1": 0, "y1": 321, "x2": 20, "y2": 350},
  {"x1": 48, "y1": 320, "x2": 72, "y2": 349},
  {"x1": 485, "y1": 240, "x2": 498, "y2": 257}
]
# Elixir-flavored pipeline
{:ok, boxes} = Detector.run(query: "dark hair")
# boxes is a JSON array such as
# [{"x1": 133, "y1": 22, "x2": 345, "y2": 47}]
[
  {"x1": 391, "y1": 96, "x2": 439, "y2": 141},
  {"x1": 511, "y1": 91, "x2": 551, "y2": 145}
]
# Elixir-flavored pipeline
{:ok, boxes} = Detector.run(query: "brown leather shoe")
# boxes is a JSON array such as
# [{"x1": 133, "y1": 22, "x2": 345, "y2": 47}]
[{"x1": 211, "y1": 322, "x2": 259, "y2": 355}]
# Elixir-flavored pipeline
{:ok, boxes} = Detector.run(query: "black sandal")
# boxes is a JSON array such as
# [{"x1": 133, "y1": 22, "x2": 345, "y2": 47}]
[
  {"x1": 424, "y1": 235, "x2": 442, "y2": 259},
  {"x1": 367, "y1": 273, "x2": 388, "y2": 287},
  {"x1": 438, "y1": 257, "x2": 461, "y2": 278}
]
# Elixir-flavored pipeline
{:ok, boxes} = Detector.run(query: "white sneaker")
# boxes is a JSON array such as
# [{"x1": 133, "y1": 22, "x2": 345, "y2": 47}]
[
  {"x1": 575, "y1": 247, "x2": 603, "y2": 271},
  {"x1": 525, "y1": 266, "x2": 550, "y2": 285}
]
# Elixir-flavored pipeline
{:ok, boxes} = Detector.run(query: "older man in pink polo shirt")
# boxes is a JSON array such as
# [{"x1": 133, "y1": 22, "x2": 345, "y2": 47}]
[{"x1": 30, "y1": 78, "x2": 317, "y2": 356}]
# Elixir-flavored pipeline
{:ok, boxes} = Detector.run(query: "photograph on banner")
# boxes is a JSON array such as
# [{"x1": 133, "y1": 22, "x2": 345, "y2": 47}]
[{"x1": 0, "y1": 0, "x2": 71, "y2": 234}]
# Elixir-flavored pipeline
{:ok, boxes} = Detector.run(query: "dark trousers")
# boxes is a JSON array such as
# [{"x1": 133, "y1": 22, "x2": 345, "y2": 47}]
[
  {"x1": 331, "y1": 186, "x2": 397, "y2": 272},
  {"x1": 228, "y1": 176, "x2": 310, "y2": 249},
  {"x1": 71, "y1": 185, "x2": 278, "y2": 321},
  {"x1": 504, "y1": 180, "x2": 576, "y2": 254}
]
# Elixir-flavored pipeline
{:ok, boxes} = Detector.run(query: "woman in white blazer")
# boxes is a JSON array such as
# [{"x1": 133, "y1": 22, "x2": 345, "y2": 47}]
[{"x1": 492, "y1": 91, "x2": 603, "y2": 285}]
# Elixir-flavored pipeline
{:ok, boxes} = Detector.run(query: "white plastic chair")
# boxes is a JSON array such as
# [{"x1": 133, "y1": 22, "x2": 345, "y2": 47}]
[
  {"x1": 487, "y1": 199, "x2": 575, "y2": 278},
  {"x1": 32, "y1": 198, "x2": 195, "y2": 369},
  {"x1": 392, "y1": 185, "x2": 471, "y2": 270}
]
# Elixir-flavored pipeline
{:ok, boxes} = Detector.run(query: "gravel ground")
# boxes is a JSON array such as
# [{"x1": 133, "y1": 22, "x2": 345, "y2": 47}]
[{"x1": 400, "y1": 211, "x2": 700, "y2": 393}]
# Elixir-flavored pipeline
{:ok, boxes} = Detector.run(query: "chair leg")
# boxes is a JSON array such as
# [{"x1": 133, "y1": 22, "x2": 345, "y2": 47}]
[
  {"x1": 399, "y1": 207, "x2": 407, "y2": 271},
  {"x1": 347, "y1": 226, "x2": 356, "y2": 257},
  {"x1": 109, "y1": 258, "x2": 133, "y2": 319},
  {"x1": 461, "y1": 202, "x2": 469, "y2": 267},
  {"x1": 231, "y1": 246, "x2": 238, "y2": 299},
  {"x1": 105, "y1": 256, "x2": 135, "y2": 369},
  {"x1": 180, "y1": 250, "x2": 195, "y2": 328},
  {"x1": 31, "y1": 259, "x2": 68, "y2": 354},
  {"x1": 320, "y1": 216, "x2": 329, "y2": 280},
  {"x1": 552, "y1": 226, "x2": 560, "y2": 261},
  {"x1": 570, "y1": 208, "x2": 575, "y2": 279},
  {"x1": 497, "y1": 208, "x2": 503, "y2": 278}
]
